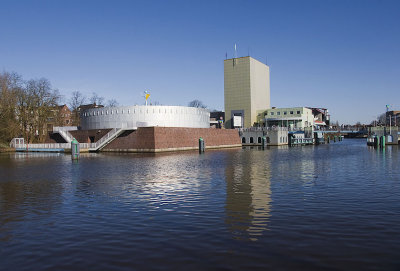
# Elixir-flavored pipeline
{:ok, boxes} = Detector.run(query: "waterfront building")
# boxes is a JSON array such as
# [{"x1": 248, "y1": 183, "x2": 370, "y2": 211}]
[
  {"x1": 308, "y1": 107, "x2": 330, "y2": 128},
  {"x1": 38, "y1": 105, "x2": 242, "y2": 152},
  {"x1": 257, "y1": 107, "x2": 314, "y2": 129},
  {"x1": 386, "y1": 110, "x2": 400, "y2": 126},
  {"x1": 239, "y1": 127, "x2": 289, "y2": 146},
  {"x1": 224, "y1": 56, "x2": 270, "y2": 129}
]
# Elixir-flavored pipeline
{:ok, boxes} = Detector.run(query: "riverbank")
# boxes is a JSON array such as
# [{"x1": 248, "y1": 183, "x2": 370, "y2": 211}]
[{"x1": 0, "y1": 142, "x2": 15, "y2": 153}]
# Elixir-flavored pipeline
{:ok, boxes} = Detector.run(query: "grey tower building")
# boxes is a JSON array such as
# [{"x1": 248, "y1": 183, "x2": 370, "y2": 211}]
[{"x1": 224, "y1": 56, "x2": 270, "y2": 128}]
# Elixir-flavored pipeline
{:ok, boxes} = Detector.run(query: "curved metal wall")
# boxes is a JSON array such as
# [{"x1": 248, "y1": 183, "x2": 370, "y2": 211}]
[{"x1": 80, "y1": 105, "x2": 210, "y2": 130}]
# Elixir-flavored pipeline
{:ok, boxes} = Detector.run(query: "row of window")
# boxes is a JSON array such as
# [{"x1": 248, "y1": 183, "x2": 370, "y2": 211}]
[
  {"x1": 241, "y1": 136, "x2": 289, "y2": 144},
  {"x1": 242, "y1": 136, "x2": 270, "y2": 144},
  {"x1": 269, "y1": 110, "x2": 301, "y2": 116},
  {"x1": 83, "y1": 108, "x2": 207, "y2": 117}
]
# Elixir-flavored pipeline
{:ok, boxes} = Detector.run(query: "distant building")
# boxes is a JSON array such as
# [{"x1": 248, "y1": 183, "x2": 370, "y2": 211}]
[
  {"x1": 257, "y1": 107, "x2": 314, "y2": 129},
  {"x1": 308, "y1": 107, "x2": 330, "y2": 127},
  {"x1": 224, "y1": 56, "x2": 270, "y2": 128},
  {"x1": 386, "y1": 111, "x2": 400, "y2": 126},
  {"x1": 46, "y1": 104, "x2": 72, "y2": 131}
]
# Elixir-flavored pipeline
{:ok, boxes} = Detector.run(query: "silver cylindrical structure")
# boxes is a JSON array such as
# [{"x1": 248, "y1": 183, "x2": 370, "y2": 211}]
[{"x1": 80, "y1": 105, "x2": 210, "y2": 130}]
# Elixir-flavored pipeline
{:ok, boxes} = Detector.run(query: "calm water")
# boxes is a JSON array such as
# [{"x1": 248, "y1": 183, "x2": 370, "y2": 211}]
[{"x1": 0, "y1": 139, "x2": 399, "y2": 270}]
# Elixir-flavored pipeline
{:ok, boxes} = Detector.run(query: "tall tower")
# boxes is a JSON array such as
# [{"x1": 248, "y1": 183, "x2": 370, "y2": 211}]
[{"x1": 224, "y1": 56, "x2": 270, "y2": 128}]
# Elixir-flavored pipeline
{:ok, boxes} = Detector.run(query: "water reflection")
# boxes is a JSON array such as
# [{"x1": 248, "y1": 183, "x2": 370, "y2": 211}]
[
  {"x1": 0, "y1": 154, "x2": 64, "y2": 241},
  {"x1": 225, "y1": 149, "x2": 271, "y2": 241}
]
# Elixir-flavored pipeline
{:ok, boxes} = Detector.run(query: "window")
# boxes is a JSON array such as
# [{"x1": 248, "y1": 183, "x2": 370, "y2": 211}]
[
  {"x1": 250, "y1": 137, "x2": 254, "y2": 143},
  {"x1": 242, "y1": 137, "x2": 246, "y2": 143},
  {"x1": 258, "y1": 137, "x2": 262, "y2": 143},
  {"x1": 297, "y1": 111, "x2": 300, "y2": 114},
  {"x1": 128, "y1": 109, "x2": 130, "y2": 114},
  {"x1": 277, "y1": 112, "x2": 281, "y2": 115},
  {"x1": 290, "y1": 111, "x2": 294, "y2": 114},
  {"x1": 284, "y1": 111, "x2": 287, "y2": 115},
  {"x1": 271, "y1": 112, "x2": 274, "y2": 115}
]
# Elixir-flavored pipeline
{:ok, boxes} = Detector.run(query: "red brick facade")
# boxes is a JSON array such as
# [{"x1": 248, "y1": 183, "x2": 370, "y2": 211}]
[{"x1": 103, "y1": 127, "x2": 241, "y2": 152}]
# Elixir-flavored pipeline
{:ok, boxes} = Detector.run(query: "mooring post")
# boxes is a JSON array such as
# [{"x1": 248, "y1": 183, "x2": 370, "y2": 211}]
[
  {"x1": 199, "y1": 137, "x2": 205, "y2": 153},
  {"x1": 380, "y1": 135, "x2": 385, "y2": 148},
  {"x1": 71, "y1": 138, "x2": 80, "y2": 160},
  {"x1": 261, "y1": 136, "x2": 267, "y2": 149}
]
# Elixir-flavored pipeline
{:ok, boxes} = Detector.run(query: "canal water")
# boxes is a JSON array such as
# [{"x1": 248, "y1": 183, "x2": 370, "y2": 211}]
[{"x1": 0, "y1": 139, "x2": 399, "y2": 270}]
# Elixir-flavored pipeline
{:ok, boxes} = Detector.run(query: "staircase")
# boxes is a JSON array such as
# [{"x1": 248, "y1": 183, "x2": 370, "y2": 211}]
[
  {"x1": 89, "y1": 128, "x2": 129, "y2": 151},
  {"x1": 53, "y1": 126, "x2": 77, "y2": 143}
]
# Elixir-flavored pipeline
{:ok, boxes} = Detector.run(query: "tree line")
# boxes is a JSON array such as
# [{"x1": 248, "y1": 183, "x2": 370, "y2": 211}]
[
  {"x1": 0, "y1": 71, "x2": 61, "y2": 143},
  {"x1": 0, "y1": 71, "x2": 119, "y2": 144}
]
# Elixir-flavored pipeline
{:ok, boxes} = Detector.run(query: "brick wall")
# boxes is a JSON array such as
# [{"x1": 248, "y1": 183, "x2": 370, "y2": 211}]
[
  {"x1": 103, "y1": 128, "x2": 155, "y2": 150},
  {"x1": 103, "y1": 127, "x2": 240, "y2": 152}
]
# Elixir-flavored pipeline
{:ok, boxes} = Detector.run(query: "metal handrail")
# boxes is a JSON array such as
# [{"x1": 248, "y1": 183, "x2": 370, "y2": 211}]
[
  {"x1": 14, "y1": 143, "x2": 92, "y2": 149},
  {"x1": 89, "y1": 128, "x2": 126, "y2": 151},
  {"x1": 53, "y1": 126, "x2": 77, "y2": 143}
]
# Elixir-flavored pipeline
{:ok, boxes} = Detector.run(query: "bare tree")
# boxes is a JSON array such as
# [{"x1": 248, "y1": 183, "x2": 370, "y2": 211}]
[
  {"x1": 377, "y1": 113, "x2": 386, "y2": 125},
  {"x1": 188, "y1": 99, "x2": 207, "y2": 108},
  {"x1": 0, "y1": 71, "x2": 22, "y2": 143},
  {"x1": 23, "y1": 78, "x2": 60, "y2": 142},
  {"x1": 107, "y1": 99, "x2": 119, "y2": 107},
  {"x1": 89, "y1": 92, "x2": 104, "y2": 105},
  {"x1": 69, "y1": 91, "x2": 86, "y2": 125}
]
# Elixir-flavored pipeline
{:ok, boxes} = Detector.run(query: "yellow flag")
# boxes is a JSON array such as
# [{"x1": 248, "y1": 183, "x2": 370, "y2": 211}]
[{"x1": 145, "y1": 94, "x2": 150, "y2": 100}]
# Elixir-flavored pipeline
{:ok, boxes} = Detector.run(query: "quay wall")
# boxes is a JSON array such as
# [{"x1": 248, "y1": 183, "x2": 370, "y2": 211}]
[{"x1": 102, "y1": 127, "x2": 241, "y2": 152}]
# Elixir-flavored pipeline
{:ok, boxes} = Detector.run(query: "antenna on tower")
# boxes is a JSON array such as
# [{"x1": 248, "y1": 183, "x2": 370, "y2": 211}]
[{"x1": 234, "y1": 43, "x2": 237, "y2": 59}]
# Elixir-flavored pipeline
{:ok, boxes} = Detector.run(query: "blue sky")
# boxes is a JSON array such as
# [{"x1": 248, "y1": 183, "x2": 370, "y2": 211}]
[{"x1": 1, "y1": 0, "x2": 399, "y2": 124}]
